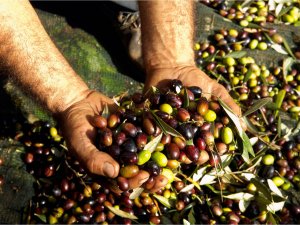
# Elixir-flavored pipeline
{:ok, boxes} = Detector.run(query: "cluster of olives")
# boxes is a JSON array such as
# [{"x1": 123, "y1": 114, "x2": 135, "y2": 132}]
[
  {"x1": 92, "y1": 79, "x2": 235, "y2": 192},
  {"x1": 201, "y1": 0, "x2": 300, "y2": 26}
]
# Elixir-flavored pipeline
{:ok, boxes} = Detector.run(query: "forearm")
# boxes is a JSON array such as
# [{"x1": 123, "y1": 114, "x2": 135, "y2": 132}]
[
  {"x1": 0, "y1": 0, "x2": 90, "y2": 115},
  {"x1": 138, "y1": 0, "x2": 195, "y2": 73}
]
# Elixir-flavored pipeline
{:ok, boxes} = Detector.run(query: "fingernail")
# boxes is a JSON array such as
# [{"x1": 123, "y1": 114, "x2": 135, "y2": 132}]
[
  {"x1": 139, "y1": 177, "x2": 149, "y2": 186},
  {"x1": 103, "y1": 162, "x2": 115, "y2": 177}
]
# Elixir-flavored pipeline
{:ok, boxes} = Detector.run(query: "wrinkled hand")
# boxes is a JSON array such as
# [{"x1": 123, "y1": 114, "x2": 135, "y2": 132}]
[
  {"x1": 144, "y1": 66, "x2": 241, "y2": 117},
  {"x1": 57, "y1": 91, "x2": 167, "y2": 192}
]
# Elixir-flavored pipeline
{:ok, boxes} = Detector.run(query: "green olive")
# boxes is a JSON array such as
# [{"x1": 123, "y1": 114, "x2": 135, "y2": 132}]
[
  {"x1": 161, "y1": 168, "x2": 175, "y2": 184},
  {"x1": 137, "y1": 150, "x2": 152, "y2": 165},
  {"x1": 160, "y1": 103, "x2": 173, "y2": 114},
  {"x1": 221, "y1": 127, "x2": 233, "y2": 144},
  {"x1": 272, "y1": 176, "x2": 284, "y2": 187},
  {"x1": 204, "y1": 110, "x2": 217, "y2": 122},
  {"x1": 151, "y1": 152, "x2": 168, "y2": 167},
  {"x1": 262, "y1": 154, "x2": 275, "y2": 165}
]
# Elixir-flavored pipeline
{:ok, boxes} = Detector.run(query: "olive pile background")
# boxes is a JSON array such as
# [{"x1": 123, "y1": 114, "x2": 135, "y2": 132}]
[{"x1": 0, "y1": 0, "x2": 300, "y2": 224}]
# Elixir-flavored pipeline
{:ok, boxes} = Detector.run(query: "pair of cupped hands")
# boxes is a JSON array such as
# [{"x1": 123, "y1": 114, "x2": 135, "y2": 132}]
[{"x1": 58, "y1": 66, "x2": 241, "y2": 193}]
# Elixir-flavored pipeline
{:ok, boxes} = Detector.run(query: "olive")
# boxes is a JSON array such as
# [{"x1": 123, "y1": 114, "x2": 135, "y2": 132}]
[
  {"x1": 114, "y1": 131, "x2": 126, "y2": 146},
  {"x1": 143, "y1": 118, "x2": 156, "y2": 135},
  {"x1": 262, "y1": 154, "x2": 275, "y2": 165},
  {"x1": 151, "y1": 152, "x2": 168, "y2": 167},
  {"x1": 120, "y1": 165, "x2": 139, "y2": 178},
  {"x1": 196, "y1": 137, "x2": 206, "y2": 150},
  {"x1": 107, "y1": 113, "x2": 120, "y2": 128},
  {"x1": 221, "y1": 127, "x2": 234, "y2": 144},
  {"x1": 122, "y1": 122, "x2": 137, "y2": 137},
  {"x1": 166, "y1": 143, "x2": 180, "y2": 160},
  {"x1": 178, "y1": 123, "x2": 194, "y2": 140},
  {"x1": 107, "y1": 144, "x2": 121, "y2": 159},
  {"x1": 121, "y1": 139, "x2": 137, "y2": 153},
  {"x1": 143, "y1": 161, "x2": 161, "y2": 176},
  {"x1": 150, "y1": 93, "x2": 161, "y2": 105},
  {"x1": 184, "y1": 145, "x2": 200, "y2": 162},
  {"x1": 170, "y1": 79, "x2": 183, "y2": 93},
  {"x1": 165, "y1": 93, "x2": 182, "y2": 108},
  {"x1": 135, "y1": 132, "x2": 148, "y2": 149},
  {"x1": 159, "y1": 103, "x2": 173, "y2": 115},
  {"x1": 197, "y1": 97, "x2": 209, "y2": 116},
  {"x1": 100, "y1": 128, "x2": 113, "y2": 147},
  {"x1": 204, "y1": 110, "x2": 217, "y2": 122},
  {"x1": 120, "y1": 151, "x2": 138, "y2": 164},
  {"x1": 188, "y1": 86, "x2": 202, "y2": 98},
  {"x1": 176, "y1": 108, "x2": 190, "y2": 122},
  {"x1": 137, "y1": 150, "x2": 152, "y2": 165}
]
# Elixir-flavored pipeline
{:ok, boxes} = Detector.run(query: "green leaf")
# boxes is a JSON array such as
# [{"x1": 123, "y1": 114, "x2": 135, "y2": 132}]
[
  {"x1": 153, "y1": 194, "x2": 173, "y2": 208},
  {"x1": 243, "y1": 68, "x2": 253, "y2": 83},
  {"x1": 218, "y1": 98, "x2": 243, "y2": 137},
  {"x1": 143, "y1": 133, "x2": 163, "y2": 153},
  {"x1": 188, "y1": 208, "x2": 196, "y2": 225},
  {"x1": 225, "y1": 192, "x2": 254, "y2": 200},
  {"x1": 150, "y1": 110, "x2": 184, "y2": 138},
  {"x1": 274, "y1": 90, "x2": 286, "y2": 117},
  {"x1": 243, "y1": 98, "x2": 272, "y2": 117},
  {"x1": 277, "y1": 4, "x2": 294, "y2": 17},
  {"x1": 282, "y1": 38, "x2": 296, "y2": 59},
  {"x1": 224, "y1": 51, "x2": 247, "y2": 59},
  {"x1": 34, "y1": 213, "x2": 47, "y2": 223},
  {"x1": 251, "y1": 178, "x2": 272, "y2": 202},
  {"x1": 183, "y1": 219, "x2": 191, "y2": 225},
  {"x1": 242, "y1": 116, "x2": 263, "y2": 135},
  {"x1": 241, "y1": 0, "x2": 253, "y2": 8},
  {"x1": 183, "y1": 88, "x2": 190, "y2": 109},
  {"x1": 192, "y1": 166, "x2": 208, "y2": 182},
  {"x1": 239, "y1": 199, "x2": 251, "y2": 212},
  {"x1": 105, "y1": 204, "x2": 138, "y2": 220},
  {"x1": 220, "y1": 154, "x2": 234, "y2": 168},
  {"x1": 267, "y1": 212, "x2": 278, "y2": 225},
  {"x1": 208, "y1": 70, "x2": 230, "y2": 85}
]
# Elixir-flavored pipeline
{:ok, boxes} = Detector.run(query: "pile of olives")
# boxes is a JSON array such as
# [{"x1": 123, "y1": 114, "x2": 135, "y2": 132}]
[{"x1": 92, "y1": 79, "x2": 235, "y2": 192}]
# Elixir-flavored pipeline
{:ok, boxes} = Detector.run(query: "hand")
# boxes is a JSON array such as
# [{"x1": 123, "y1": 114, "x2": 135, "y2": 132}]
[
  {"x1": 144, "y1": 65, "x2": 241, "y2": 117},
  {"x1": 57, "y1": 91, "x2": 168, "y2": 192}
]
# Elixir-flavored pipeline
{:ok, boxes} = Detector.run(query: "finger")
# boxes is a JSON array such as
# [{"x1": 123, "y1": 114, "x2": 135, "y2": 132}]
[
  {"x1": 69, "y1": 130, "x2": 120, "y2": 177},
  {"x1": 148, "y1": 175, "x2": 168, "y2": 193},
  {"x1": 128, "y1": 170, "x2": 150, "y2": 190}
]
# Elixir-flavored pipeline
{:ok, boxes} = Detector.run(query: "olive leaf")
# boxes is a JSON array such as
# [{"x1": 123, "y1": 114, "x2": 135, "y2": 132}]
[
  {"x1": 224, "y1": 192, "x2": 254, "y2": 200},
  {"x1": 224, "y1": 51, "x2": 247, "y2": 59},
  {"x1": 277, "y1": 4, "x2": 294, "y2": 17},
  {"x1": 239, "y1": 199, "x2": 251, "y2": 212},
  {"x1": 101, "y1": 103, "x2": 110, "y2": 118},
  {"x1": 271, "y1": 44, "x2": 288, "y2": 55},
  {"x1": 192, "y1": 166, "x2": 208, "y2": 182},
  {"x1": 143, "y1": 133, "x2": 163, "y2": 153},
  {"x1": 251, "y1": 178, "x2": 273, "y2": 202},
  {"x1": 150, "y1": 110, "x2": 184, "y2": 138},
  {"x1": 105, "y1": 204, "x2": 138, "y2": 220},
  {"x1": 183, "y1": 88, "x2": 190, "y2": 109},
  {"x1": 218, "y1": 98, "x2": 243, "y2": 137},
  {"x1": 188, "y1": 208, "x2": 196, "y2": 225},
  {"x1": 34, "y1": 213, "x2": 47, "y2": 223},
  {"x1": 282, "y1": 38, "x2": 296, "y2": 59},
  {"x1": 267, "y1": 201, "x2": 286, "y2": 213},
  {"x1": 129, "y1": 187, "x2": 144, "y2": 200},
  {"x1": 268, "y1": 0, "x2": 276, "y2": 11},
  {"x1": 275, "y1": 3, "x2": 284, "y2": 16},
  {"x1": 267, "y1": 179, "x2": 284, "y2": 198},
  {"x1": 241, "y1": 0, "x2": 253, "y2": 9},
  {"x1": 243, "y1": 98, "x2": 272, "y2": 117},
  {"x1": 282, "y1": 57, "x2": 294, "y2": 80},
  {"x1": 274, "y1": 89, "x2": 286, "y2": 117},
  {"x1": 153, "y1": 194, "x2": 173, "y2": 208},
  {"x1": 180, "y1": 184, "x2": 195, "y2": 193},
  {"x1": 208, "y1": 71, "x2": 230, "y2": 85},
  {"x1": 243, "y1": 68, "x2": 253, "y2": 83},
  {"x1": 183, "y1": 219, "x2": 191, "y2": 225},
  {"x1": 220, "y1": 154, "x2": 234, "y2": 168},
  {"x1": 267, "y1": 212, "x2": 278, "y2": 225}
]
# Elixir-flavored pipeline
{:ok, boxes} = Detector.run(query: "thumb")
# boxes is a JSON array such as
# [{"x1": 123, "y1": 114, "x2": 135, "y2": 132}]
[{"x1": 70, "y1": 132, "x2": 120, "y2": 177}]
